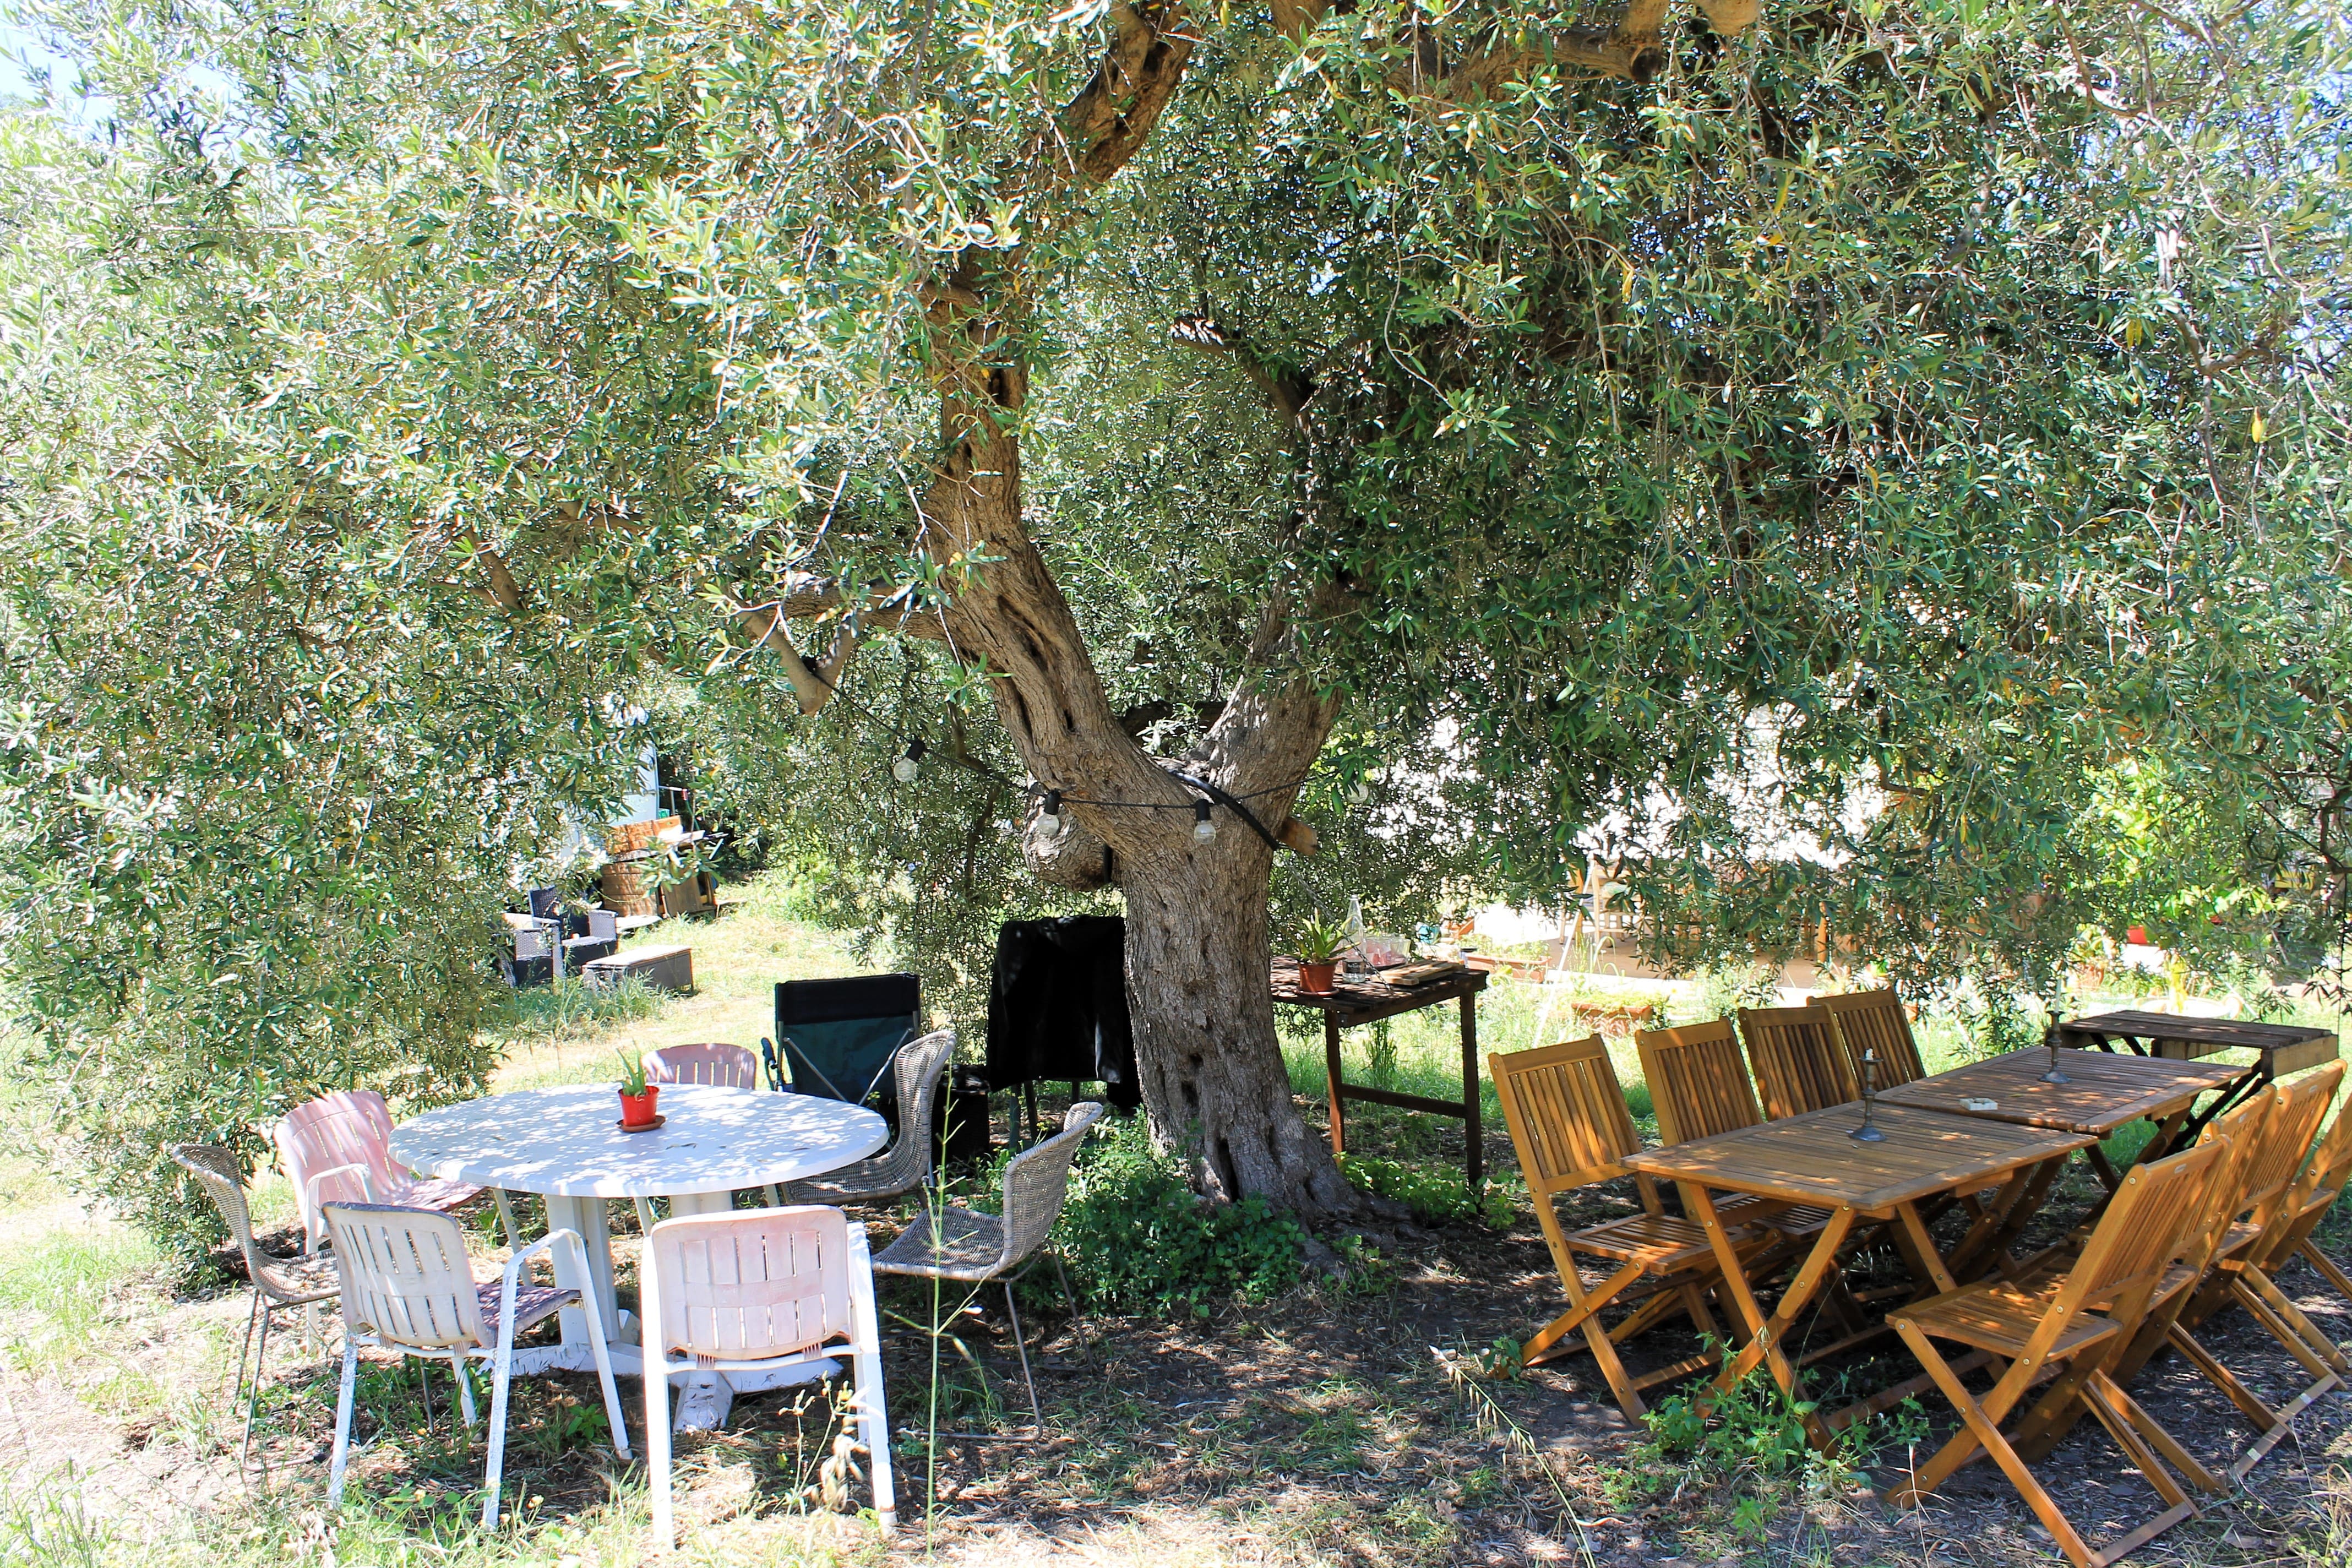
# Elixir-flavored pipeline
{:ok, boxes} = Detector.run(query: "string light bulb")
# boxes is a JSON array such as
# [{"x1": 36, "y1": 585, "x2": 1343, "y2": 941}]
[
  {"x1": 892, "y1": 736, "x2": 927, "y2": 783},
  {"x1": 1347, "y1": 777, "x2": 1374, "y2": 805},
  {"x1": 1035, "y1": 790, "x2": 1065, "y2": 841},
  {"x1": 1193, "y1": 800, "x2": 1217, "y2": 842}
]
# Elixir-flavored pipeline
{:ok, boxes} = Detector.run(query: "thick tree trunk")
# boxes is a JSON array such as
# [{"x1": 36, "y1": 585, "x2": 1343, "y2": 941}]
[{"x1": 1122, "y1": 856, "x2": 1359, "y2": 1211}]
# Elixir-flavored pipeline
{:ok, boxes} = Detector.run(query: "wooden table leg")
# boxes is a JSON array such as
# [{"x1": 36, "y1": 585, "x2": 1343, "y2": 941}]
[
  {"x1": 1942, "y1": 1166, "x2": 2033, "y2": 1282},
  {"x1": 1943, "y1": 1157, "x2": 2065, "y2": 1284},
  {"x1": 2138, "y1": 1108, "x2": 2191, "y2": 1165},
  {"x1": 1323, "y1": 1013, "x2": 1346, "y2": 1157},
  {"x1": 1688, "y1": 1186, "x2": 1848, "y2": 1450},
  {"x1": 1893, "y1": 1201, "x2": 1959, "y2": 1295},
  {"x1": 1460, "y1": 993, "x2": 1482, "y2": 1188}
]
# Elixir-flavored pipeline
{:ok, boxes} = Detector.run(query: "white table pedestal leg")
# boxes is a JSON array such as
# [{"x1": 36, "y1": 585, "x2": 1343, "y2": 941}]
[
  {"x1": 519, "y1": 1194, "x2": 642, "y2": 1376},
  {"x1": 661, "y1": 1190, "x2": 835, "y2": 1433}
]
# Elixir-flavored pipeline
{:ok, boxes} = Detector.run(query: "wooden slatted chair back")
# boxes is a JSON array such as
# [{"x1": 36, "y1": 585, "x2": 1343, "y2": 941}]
[
  {"x1": 1811, "y1": 989, "x2": 1927, "y2": 1088},
  {"x1": 646, "y1": 1206, "x2": 856, "y2": 1363},
  {"x1": 2193, "y1": 1088, "x2": 2278, "y2": 1238},
  {"x1": 2283, "y1": 1098, "x2": 2352, "y2": 1229},
  {"x1": 2050, "y1": 1140, "x2": 2226, "y2": 1328},
  {"x1": 1635, "y1": 1020, "x2": 1762, "y2": 1146},
  {"x1": 1738, "y1": 1006, "x2": 1858, "y2": 1120},
  {"x1": 2241, "y1": 1063, "x2": 2343, "y2": 1231},
  {"x1": 1490, "y1": 1035, "x2": 1644, "y2": 1194}
]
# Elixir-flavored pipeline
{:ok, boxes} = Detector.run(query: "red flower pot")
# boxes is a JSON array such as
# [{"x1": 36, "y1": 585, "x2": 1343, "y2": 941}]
[
  {"x1": 2126, "y1": 925, "x2": 2150, "y2": 946},
  {"x1": 1298, "y1": 960, "x2": 1338, "y2": 994},
  {"x1": 619, "y1": 1085, "x2": 661, "y2": 1128}
]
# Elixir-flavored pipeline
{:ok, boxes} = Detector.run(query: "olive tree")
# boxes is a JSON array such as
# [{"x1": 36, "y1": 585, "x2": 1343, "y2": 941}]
[{"x1": 6, "y1": 0, "x2": 2346, "y2": 1226}]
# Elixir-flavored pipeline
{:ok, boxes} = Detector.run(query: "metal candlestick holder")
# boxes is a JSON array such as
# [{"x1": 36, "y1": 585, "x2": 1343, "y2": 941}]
[
  {"x1": 2039, "y1": 1023, "x2": 2071, "y2": 1085},
  {"x1": 1850, "y1": 1048, "x2": 1887, "y2": 1142}
]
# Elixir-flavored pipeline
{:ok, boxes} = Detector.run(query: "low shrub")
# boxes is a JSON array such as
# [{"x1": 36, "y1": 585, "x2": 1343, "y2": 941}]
[
  {"x1": 1053, "y1": 1117, "x2": 1306, "y2": 1318},
  {"x1": 1338, "y1": 1153, "x2": 1515, "y2": 1228}
]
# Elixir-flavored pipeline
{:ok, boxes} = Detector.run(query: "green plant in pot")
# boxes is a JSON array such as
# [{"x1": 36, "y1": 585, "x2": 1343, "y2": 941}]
[
  {"x1": 617, "y1": 1049, "x2": 660, "y2": 1128},
  {"x1": 1292, "y1": 913, "x2": 1347, "y2": 994}
]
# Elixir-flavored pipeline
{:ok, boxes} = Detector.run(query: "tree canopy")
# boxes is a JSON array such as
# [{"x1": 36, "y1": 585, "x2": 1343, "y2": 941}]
[{"x1": 4, "y1": 0, "x2": 2349, "y2": 1236}]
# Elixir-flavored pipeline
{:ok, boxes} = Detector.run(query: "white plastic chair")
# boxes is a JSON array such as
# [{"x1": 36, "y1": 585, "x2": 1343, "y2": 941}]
[
  {"x1": 277, "y1": 1089, "x2": 519, "y2": 1253},
  {"x1": 322, "y1": 1201, "x2": 630, "y2": 1529},
  {"x1": 641, "y1": 1207, "x2": 895, "y2": 1546}
]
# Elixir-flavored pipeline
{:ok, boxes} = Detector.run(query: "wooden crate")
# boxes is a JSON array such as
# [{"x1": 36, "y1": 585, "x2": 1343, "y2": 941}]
[
  {"x1": 582, "y1": 944, "x2": 693, "y2": 994},
  {"x1": 606, "y1": 815, "x2": 680, "y2": 856},
  {"x1": 658, "y1": 871, "x2": 715, "y2": 918}
]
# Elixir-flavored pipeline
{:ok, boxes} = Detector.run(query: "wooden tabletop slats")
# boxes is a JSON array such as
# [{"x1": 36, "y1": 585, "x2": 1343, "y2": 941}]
[
  {"x1": 2061, "y1": 1010, "x2": 2332, "y2": 1054},
  {"x1": 1878, "y1": 1048, "x2": 2247, "y2": 1136},
  {"x1": 1623, "y1": 1102, "x2": 2093, "y2": 1213}
]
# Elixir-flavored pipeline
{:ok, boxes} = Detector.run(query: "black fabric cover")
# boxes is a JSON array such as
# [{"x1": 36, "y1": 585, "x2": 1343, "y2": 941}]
[
  {"x1": 776, "y1": 973, "x2": 921, "y2": 1026},
  {"x1": 985, "y1": 917, "x2": 1139, "y2": 1109}
]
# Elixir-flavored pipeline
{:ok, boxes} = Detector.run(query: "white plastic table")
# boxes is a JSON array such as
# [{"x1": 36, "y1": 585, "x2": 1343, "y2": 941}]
[{"x1": 391, "y1": 1082, "x2": 886, "y2": 1428}]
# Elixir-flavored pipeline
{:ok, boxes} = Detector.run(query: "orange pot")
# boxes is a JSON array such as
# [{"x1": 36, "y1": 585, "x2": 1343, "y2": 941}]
[{"x1": 1298, "y1": 960, "x2": 1338, "y2": 994}]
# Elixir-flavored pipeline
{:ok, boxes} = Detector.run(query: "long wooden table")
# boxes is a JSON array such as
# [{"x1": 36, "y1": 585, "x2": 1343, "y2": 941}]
[
  {"x1": 1623, "y1": 1103, "x2": 2093, "y2": 1447},
  {"x1": 1880, "y1": 1047, "x2": 2248, "y2": 1189},
  {"x1": 1272, "y1": 957, "x2": 1489, "y2": 1184},
  {"x1": 2058, "y1": 1009, "x2": 2336, "y2": 1130}
]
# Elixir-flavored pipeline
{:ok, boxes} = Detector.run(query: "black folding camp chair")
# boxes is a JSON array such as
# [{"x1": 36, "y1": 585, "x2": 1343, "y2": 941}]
[{"x1": 765, "y1": 973, "x2": 923, "y2": 1112}]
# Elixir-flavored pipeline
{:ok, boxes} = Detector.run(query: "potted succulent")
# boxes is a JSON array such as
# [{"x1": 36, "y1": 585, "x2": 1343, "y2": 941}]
[
  {"x1": 617, "y1": 1049, "x2": 661, "y2": 1129},
  {"x1": 1292, "y1": 913, "x2": 1347, "y2": 994}
]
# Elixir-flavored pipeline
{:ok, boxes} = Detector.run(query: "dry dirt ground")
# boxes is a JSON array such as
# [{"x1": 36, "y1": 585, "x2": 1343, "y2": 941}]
[{"x1": 8, "y1": 1091, "x2": 2351, "y2": 1568}]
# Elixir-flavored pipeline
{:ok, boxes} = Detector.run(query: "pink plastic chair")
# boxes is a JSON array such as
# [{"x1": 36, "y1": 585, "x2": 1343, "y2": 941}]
[
  {"x1": 275, "y1": 1090, "x2": 516, "y2": 1254},
  {"x1": 642, "y1": 1043, "x2": 760, "y2": 1088},
  {"x1": 636, "y1": 1044, "x2": 775, "y2": 1223}
]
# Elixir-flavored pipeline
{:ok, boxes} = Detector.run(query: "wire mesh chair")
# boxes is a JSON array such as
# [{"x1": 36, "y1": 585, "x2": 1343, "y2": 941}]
[
  {"x1": 872, "y1": 1101, "x2": 1103, "y2": 1426},
  {"x1": 172, "y1": 1144, "x2": 344, "y2": 1462},
  {"x1": 786, "y1": 1028, "x2": 956, "y2": 1207},
  {"x1": 322, "y1": 1202, "x2": 630, "y2": 1529},
  {"x1": 642, "y1": 1207, "x2": 895, "y2": 1544}
]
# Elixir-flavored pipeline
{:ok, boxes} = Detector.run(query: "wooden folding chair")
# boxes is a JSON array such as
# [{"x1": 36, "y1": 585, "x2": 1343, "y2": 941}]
[
  {"x1": 2007, "y1": 1094, "x2": 2269, "y2": 1471},
  {"x1": 1738, "y1": 1006, "x2": 1858, "y2": 1120},
  {"x1": 2184, "y1": 1062, "x2": 2344, "y2": 1342},
  {"x1": 1885, "y1": 1139, "x2": 2228, "y2": 1568},
  {"x1": 1811, "y1": 988, "x2": 1928, "y2": 1089},
  {"x1": 1638, "y1": 1021, "x2": 1864, "y2": 1321},
  {"x1": 2257, "y1": 1092, "x2": 2352, "y2": 1306},
  {"x1": 1635, "y1": 1022, "x2": 1832, "y2": 1229},
  {"x1": 1489, "y1": 1036, "x2": 1768, "y2": 1420}
]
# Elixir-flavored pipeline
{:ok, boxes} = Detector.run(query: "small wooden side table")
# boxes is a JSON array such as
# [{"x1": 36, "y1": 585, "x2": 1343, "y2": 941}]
[{"x1": 1272, "y1": 957, "x2": 1490, "y2": 1185}]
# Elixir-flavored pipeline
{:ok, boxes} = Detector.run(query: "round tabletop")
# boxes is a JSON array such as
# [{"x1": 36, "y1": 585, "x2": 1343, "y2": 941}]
[{"x1": 390, "y1": 1084, "x2": 888, "y2": 1199}]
